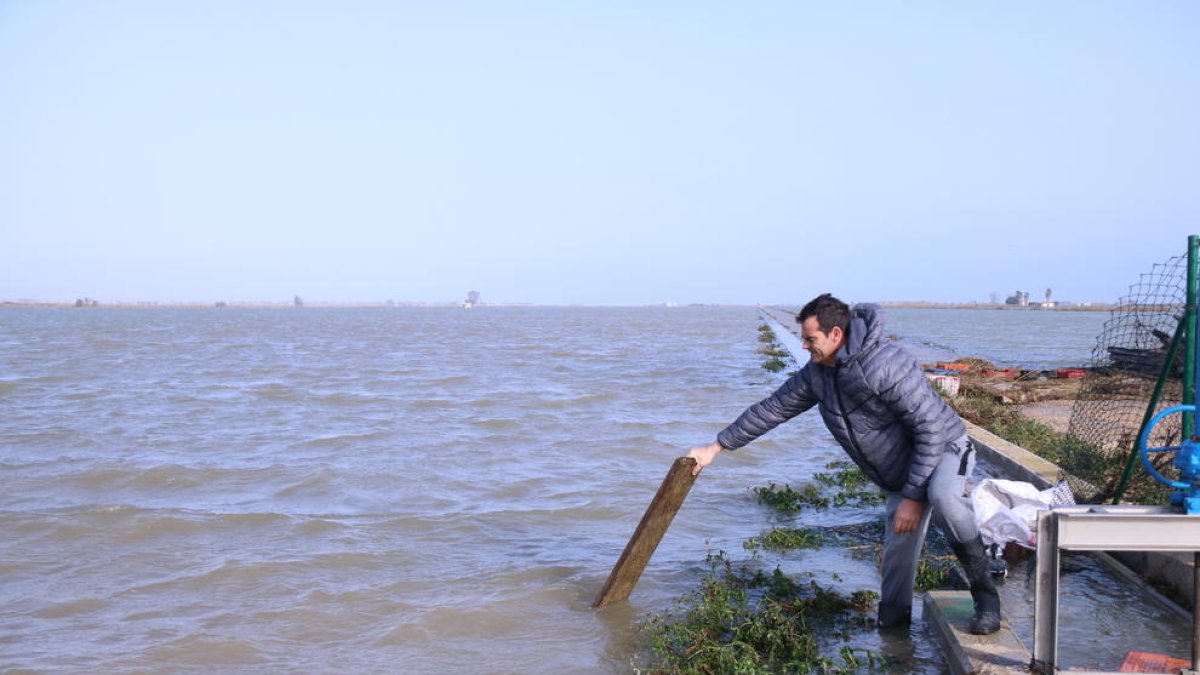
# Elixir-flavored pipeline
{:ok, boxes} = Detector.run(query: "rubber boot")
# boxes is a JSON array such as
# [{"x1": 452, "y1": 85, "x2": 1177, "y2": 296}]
[
  {"x1": 951, "y1": 536, "x2": 1001, "y2": 635},
  {"x1": 876, "y1": 601, "x2": 911, "y2": 629}
]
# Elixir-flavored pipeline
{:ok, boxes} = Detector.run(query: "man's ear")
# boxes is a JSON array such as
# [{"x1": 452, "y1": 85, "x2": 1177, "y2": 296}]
[{"x1": 828, "y1": 325, "x2": 845, "y2": 343}]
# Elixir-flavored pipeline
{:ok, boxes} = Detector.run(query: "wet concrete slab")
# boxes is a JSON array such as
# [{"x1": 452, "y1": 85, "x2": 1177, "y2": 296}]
[{"x1": 924, "y1": 590, "x2": 1031, "y2": 675}]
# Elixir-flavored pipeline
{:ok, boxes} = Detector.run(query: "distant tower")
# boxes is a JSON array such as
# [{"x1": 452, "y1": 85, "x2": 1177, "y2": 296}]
[
  {"x1": 293, "y1": 295, "x2": 304, "y2": 307},
  {"x1": 1045, "y1": 288, "x2": 1052, "y2": 304},
  {"x1": 463, "y1": 291, "x2": 480, "y2": 308}
]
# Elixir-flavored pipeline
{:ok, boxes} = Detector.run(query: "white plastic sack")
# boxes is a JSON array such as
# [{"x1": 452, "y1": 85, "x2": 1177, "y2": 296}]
[{"x1": 971, "y1": 478, "x2": 1075, "y2": 550}]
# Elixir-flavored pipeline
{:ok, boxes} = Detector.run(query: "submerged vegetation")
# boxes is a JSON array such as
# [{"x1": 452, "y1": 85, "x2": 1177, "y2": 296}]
[
  {"x1": 757, "y1": 323, "x2": 794, "y2": 374},
  {"x1": 635, "y1": 552, "x2": 883, "y2": 674},
  {"x1": 743, "y1": 526, "x2": 825, "y2": 552},
  {"x1": 752, "y1": 481, "x2": 827, "y2": 514},
  {"x1": 753, "y1": 461, "x2": 885, "y2": 514},
  {"x1": 634, "y1": 462, "x2": 954, "y2": 673}
]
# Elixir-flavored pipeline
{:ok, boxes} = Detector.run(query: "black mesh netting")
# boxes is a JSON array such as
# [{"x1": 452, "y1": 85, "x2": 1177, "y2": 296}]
[{"x1": 1063, "y1": 250, "x2": 1189, "y2": 503}]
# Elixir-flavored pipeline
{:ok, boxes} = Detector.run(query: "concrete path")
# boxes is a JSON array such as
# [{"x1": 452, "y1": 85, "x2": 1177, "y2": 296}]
[{"x1": 924, "y1": 591, "x2": 1031, "y2": 674}]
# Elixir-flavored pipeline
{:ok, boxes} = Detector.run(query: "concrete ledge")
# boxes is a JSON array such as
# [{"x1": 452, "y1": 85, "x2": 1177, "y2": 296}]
[
  {"x1": 965, "y1": 420, "x2": 1060, "y2": 490},
  {"x1": 924, "y1": 591, "x2": 1030, "y2": 674}
]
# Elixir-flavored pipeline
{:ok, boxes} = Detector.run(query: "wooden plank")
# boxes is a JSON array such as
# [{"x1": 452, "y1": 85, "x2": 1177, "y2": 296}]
[{"x1": 593, "y1": 456, "x2": 698, "y2": 609}]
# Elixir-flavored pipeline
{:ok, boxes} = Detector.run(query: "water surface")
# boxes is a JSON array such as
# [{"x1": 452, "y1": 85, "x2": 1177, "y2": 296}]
[{"x1": 0, "y1": 305, "x2": 1142, "y2": 672}]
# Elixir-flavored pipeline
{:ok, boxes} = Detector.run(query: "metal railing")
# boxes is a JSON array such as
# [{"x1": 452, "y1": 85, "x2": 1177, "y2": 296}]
[{"x1": 1033, "y1": 505, "x2": 1200, "y2": 674}]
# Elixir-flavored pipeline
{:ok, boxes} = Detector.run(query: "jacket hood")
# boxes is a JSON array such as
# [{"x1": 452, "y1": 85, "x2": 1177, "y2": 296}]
[{"x1": 836, "y1": 303, "x2": 885, "y2": 365}]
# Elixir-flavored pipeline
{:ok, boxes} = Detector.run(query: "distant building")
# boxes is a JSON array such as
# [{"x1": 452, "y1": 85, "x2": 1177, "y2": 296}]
[{"x1": 1004, "y1": 290, "x2": 1029, "y2": 307}]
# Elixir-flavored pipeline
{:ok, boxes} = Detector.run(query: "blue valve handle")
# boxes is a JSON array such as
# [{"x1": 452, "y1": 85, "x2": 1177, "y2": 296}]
[{"x1": 1139, "y1": 404, "x2": 1197, "y2": 491}]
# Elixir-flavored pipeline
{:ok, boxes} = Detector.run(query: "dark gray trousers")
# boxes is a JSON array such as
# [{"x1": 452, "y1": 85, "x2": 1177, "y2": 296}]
[{"x1": 878, "y1": 434, "x2": 978, "y2": 620}]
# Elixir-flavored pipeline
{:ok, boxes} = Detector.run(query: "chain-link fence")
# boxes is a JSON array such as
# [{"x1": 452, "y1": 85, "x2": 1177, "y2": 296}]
[{"x1": 1063, "y1": 250, "x2": 1188, "y2": 502}]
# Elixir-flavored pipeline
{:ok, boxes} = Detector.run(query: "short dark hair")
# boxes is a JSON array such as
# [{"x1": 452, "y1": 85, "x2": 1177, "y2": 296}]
[{"x1": 797, "y1": 293, "x2": 850, "y2": 334}]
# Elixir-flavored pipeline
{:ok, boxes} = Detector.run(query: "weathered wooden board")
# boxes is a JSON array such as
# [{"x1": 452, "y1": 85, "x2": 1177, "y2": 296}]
[{"x1": 593, "y1": 456, "x2": 697, "y2": 609}]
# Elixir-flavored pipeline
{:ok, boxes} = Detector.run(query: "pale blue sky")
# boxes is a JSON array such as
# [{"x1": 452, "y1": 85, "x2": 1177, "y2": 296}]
[{"x1": 2, "y1": 2, "x2": 1196, "y2": 305}]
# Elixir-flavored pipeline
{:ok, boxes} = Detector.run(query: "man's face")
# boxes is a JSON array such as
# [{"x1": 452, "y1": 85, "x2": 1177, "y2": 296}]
[{"x1": 800, "y1": 316, "x2": 844, "y2": 367}]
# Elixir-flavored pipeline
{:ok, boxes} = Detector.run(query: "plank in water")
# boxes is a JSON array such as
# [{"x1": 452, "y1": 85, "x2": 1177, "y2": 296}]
[{"x1": 593, "y1": 457, "x2": 697, "y2": 609}]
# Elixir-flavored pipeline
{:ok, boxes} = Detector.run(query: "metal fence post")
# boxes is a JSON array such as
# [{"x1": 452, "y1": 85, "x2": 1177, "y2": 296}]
[{"x1": 1032, "y1": 509, "x2": 1061, "y2": 673}]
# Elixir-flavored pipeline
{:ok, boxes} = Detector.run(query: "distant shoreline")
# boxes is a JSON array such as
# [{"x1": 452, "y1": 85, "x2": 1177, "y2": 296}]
[
  {"x1": 0, "y1": 300, "x2": 1121, "y2": 311},
  {"x1": 876, "y1": 301, "x2": 1117, "y2": 312},
  {"x1": 0, "y1": 301, "x2": 482, "y2": 309}
]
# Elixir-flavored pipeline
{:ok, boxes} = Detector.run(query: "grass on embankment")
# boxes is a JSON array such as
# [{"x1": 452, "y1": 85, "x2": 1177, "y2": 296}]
[{"x1": 945, "y1": 389, "x2": 1171, "y2": 505}]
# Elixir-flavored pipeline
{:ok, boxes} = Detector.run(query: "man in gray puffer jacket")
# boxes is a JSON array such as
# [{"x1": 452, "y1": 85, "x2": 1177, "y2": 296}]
[{"x1": 687, "y1": 293, "x2": 1001, "y2": 635}]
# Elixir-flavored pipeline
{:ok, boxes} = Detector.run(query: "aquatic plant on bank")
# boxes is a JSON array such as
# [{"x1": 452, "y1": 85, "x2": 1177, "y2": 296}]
[
  {"x1": 742, "y1": 524, "x2": 955, "y2": 593},
  {"x1": 743, "y1": 527, "x2": 825, "y2": 553},
  {"x1": 752, "y1": 461, "x2": 885, "y2": 513},
  {"x1": 634, "y1": 462, "x2": 960, "y2": 672},
  {"x1": 634, "y1": 552, "x2": 883, "y2": 674},
  {"x1": 762, "y1": 358, "x2": 790, "y2": 373},
  {"x1": 757, "y1": 323, "x2": 794, "y2": 374}
]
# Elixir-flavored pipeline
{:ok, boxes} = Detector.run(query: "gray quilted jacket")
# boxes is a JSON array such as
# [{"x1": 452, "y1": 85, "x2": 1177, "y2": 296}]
[{"x1": 716, "y1": 304, "x2": 965, "y2": 502}]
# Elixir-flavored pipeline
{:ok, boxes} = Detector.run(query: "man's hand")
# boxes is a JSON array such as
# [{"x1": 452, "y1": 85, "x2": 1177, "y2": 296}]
[
  {"x1": 686, "y1": 442, "x2": 723, "y2": 476},
  {"x1": 893, "y1": 498, "x2": 925, "y2": 534}
]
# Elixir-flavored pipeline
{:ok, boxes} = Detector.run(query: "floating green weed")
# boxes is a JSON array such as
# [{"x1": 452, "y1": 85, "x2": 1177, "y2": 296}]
[
  {"x1": 812, "y1": 461, "x2": 886, "y2": 507},
  {"x1": 635, "y1": 552, "x2": 885, "y2": 674},
  {"x1": 756, "y1": 322, "x2": 796, "y2": 374},
  {"x1": 753, "y1": 482, "x2": 828, "y2": 513},
  {"x1": 753, "y1": 462, "x2": 884, "y2": 515},
  {"x1": 762, "y1": 357, "x2": 790, "y2": 373},
  {"x1": 744, "y1": 527, "x2": 825, "y2": 553}
]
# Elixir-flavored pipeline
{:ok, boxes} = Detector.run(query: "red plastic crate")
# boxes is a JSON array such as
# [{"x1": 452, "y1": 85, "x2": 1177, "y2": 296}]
[
  {"x1": 1119, "y1": 651, "x2": 1189, "y2": 673},
  {"x1": 981, "y1": 368, "x2": 1018, "y2": 379}
]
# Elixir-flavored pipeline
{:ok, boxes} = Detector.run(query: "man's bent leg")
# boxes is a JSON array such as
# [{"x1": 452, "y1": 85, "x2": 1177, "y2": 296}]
[
  {"x1": 927, "y1": 435, "x2": 980, "y2": 543},
  {"x1": 928, "y1": 436, "x2": 1001, "y2": 635},
  {"x1": 878, "y1": 491, "x2": 933, "y2": 627}
]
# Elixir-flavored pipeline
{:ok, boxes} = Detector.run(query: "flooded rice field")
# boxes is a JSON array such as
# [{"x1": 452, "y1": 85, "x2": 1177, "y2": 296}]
[{"x1": 4, "y1": 304, "x2": 1185, "y2": 672}]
